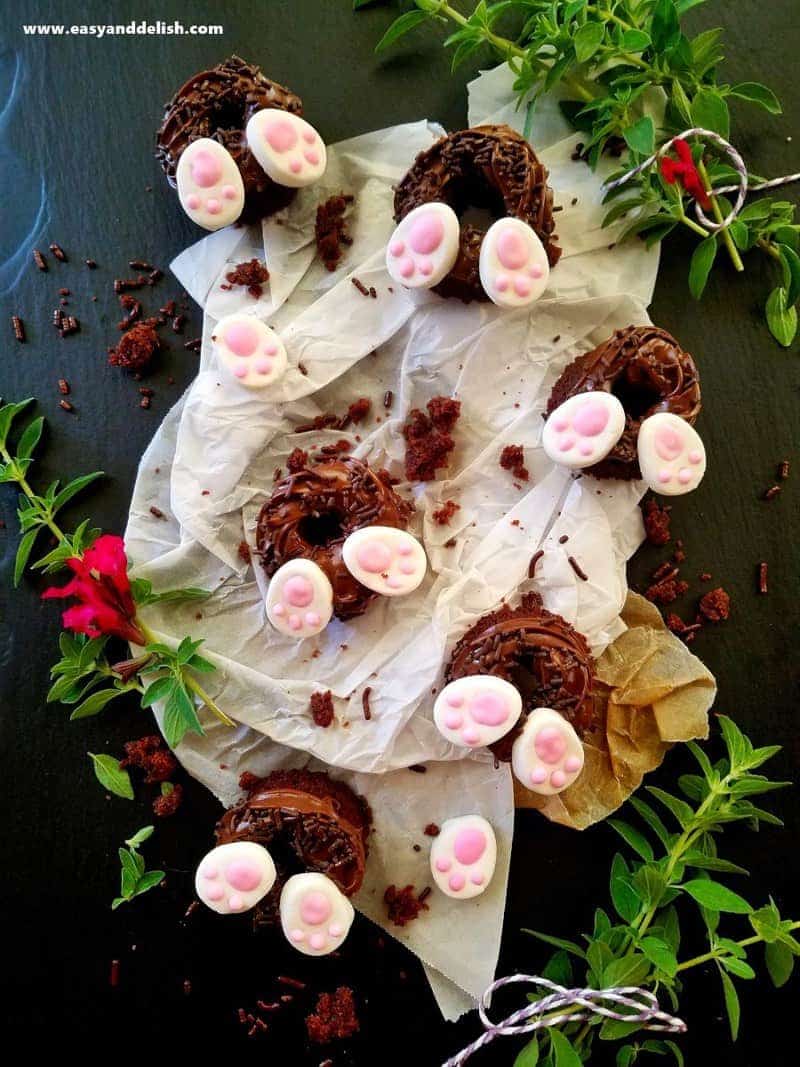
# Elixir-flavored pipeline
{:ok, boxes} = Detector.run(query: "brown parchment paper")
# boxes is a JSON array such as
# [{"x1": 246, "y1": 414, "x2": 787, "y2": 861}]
[{"x1": 515, "y1": 592, "x2": 716, "y2": 828}]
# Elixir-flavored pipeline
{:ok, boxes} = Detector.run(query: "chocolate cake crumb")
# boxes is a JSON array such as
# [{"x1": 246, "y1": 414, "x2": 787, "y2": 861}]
[
  {"x1": 528, "y1": 549, "x2": 544, "y2": 578},
  {"x1": 306, "y1": 987, "x2": 359, "y2": 1044},
  {"x1": 118, "y1": 294, "x2": 142, "y2": 330},
  {"x1": 58, "y1": 378, "x2": 70, "y2": 395},
  {"x1": 315, "y1": 193, "x2": 354, "y2": 272},
  {"x1": 499, "y1": 444, "x2": 529, "y2": 481},
  {"x1": 238, "y1": 540, "x2": 251, "y2": 564},
  {"x1": 341, "y1": 397, "x2": 371, "y2": 428},
  {"x1": 351, "y1": 276, "x2": 370, "y2": 297},
  {"x1": 309, "y1": 690, "x2": 335, "y2": 728},
  {"x1": 758, "y1": 562, "x2": 769, "y2": 595},
  {"x1": 424, "y1": 823, "x2": 440, "y2": 837},
  {"x1": 778, "y1": 459, "x2": 790, "y2": 480},
  {"x1": 362, "y1": 687, "x2": 372, "y2": 720},
  {"x1": 225, "y1": 258, "x2": 269, "y2": 299},
  {"x1": 149, "y1": 505, "x2": 165, "y2": 519},
  {"x1": 645, "y1": 569, "x2": 688, "y2": 605},
  {"x1": 120, "y1": 734, "x2": 177, "y2": 783},
  {"x1": 11, "y1": 316, "x2": 25, "y2": 342},
  {"x1": 666, "y1": 614, "x2": 701, "y2": 644},
  {"x1": 403, "y1": 397, "x2": 461, "y2": 481},
  {"x1": 384, "y1": 884, "x2": 430, "y2": 927},
  {"x1": 153, "y1": 782, "x2": 183, "y2": 817},
  {"x1": 33, "y1": 249, "x2": 47, "y2": 270},
  {"x1": 49, "y1": 242, "x2": 67, "y2": 262},
  {"x1": 433, "y1": 500, "x2": 460, "y2": 526},
  {"x1": 642, "y1": 498, "x2": 672, "y2": 545},
  {"x1": 698, "y1": 587, "x2": 730, "y2": 622},
  {"x1": 699, "y1": 571, "x2": 712, "y2": 582},
  {"x1": 110, "y1": 322, "x2": 160, "y2": 372}
]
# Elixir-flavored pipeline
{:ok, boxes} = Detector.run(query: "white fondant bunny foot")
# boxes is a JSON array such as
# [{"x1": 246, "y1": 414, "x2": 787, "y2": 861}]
[
  {"x1": 195, "y1": 842, "x2": 276, "y2": 914},
  {"x1": 212, "y1": 314, "x2": 287, "y2": 388},
  {"x1": 266, "y1": 559, "x2": 333, "y2": 637},
  {"x1": 637, "y1": 412, "x2": 706, "y2": 495},
  {"x1": 246, "y1": 110, "x2": 327, "y2": 188},
  {"x1": 479, "y1": 218, "x2": 550, "y2": 307},
  {"x1": 386, "y1": 203, "x2": 460, "y2": 289},
  {"x1": 433, "y1": 676, "x2": 522, "y2": 748},
  {"x1": 542, "y1": 393, "x2": 626, "y2": 469},
  {"x1": 342, "y1": 527, "x2": 427, "y2": 596},
  {"x1": 280, "y1": 872, "x2": 354, "y2": 956},
  {"x1": 511, "y1": 708, "x2": 584, "y2": 795},
  {"x1": 430, "y1": 815, "x2": 497, "y2": 899},
  {"x1": 176, "y1": 139, "x2": 245, "y2": 230}
]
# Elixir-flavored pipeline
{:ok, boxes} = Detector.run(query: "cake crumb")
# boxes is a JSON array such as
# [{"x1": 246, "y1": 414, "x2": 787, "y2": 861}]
[
  {"x1": 384, "y1": 884, "x2": 431, "y2": 927},
  {"x1": 432, "y1": 500, "x2": 460, "y2": 526},
  {"x1": 315, "y1": 193, "x2": 354, "y2": 272},
  {"x1": 698, "y1": 587, "x2": 730, "y2": 622},
  {"x1": 309, "y1": 690, "x2": 335, "y2": 728},
  {"x1": 305, "y1": 987, "x2": 359, "y2": 1044},
  {"x1": 499, "y1": 444, "x2": 529, "y2": 481},
  {"x1": 642, "y1": 498, "x2": 671, "y2": 545}
]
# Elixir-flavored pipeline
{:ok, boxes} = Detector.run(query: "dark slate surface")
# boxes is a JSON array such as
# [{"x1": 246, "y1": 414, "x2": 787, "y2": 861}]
[{"x1": 0, "y1": 2, "x2": 797, "y2": 1062}]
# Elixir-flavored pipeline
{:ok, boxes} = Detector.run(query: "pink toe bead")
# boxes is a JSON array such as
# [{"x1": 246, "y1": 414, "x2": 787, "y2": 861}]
[
  {"x1": 454, "y1": 829, "x2": 486, "y2": 865},
  {"x1": 329, "y1": 924, "x2": 344, "y2": 938},
  {"x1": 528, "y1": 265, "x2": 543, "y2": 279},
  {"x1": 265, "y1": 121, "x2": 297, "y2": 153},
  {"x1": 444, "y1": 712, "x2": 463, "y2": 730},
  {"x1": 579, "y1": 442, "x2": 593, "y2": 456},
  {"x1": 255, "y1": 359, "x2": 273, "y2": 375},
  {"x1": 265, "y1": 343, "x2": 278, "y2": 356},
  {"x1": 513, "y1": 278, "x2": 531, "y2": 298},
  {"x1": 689, "y1": 450, "x2": 702, "y2": 464},
  {"x1": 409, "y1": 215, "x2": 444, "y2": 255},
  {"x1": 553, "y1": 418, "x2": 568, "y2": 432},
  {"x1": 449, "y1": 873, "x2": 466, "y2": 892},
  {"x1": 399, "y1": 560, "x2": 417, "y2": 575},
  {"x1": 291, "y1": 929, "x2": 305, "y2": 942},
  {"x1": 201, "y1": 864, "x2": 219, "y2": 880},
  {"x1": 419, "y1": 259, "x2": 433, "y2": 276},
  {"x1": 564, "y1": 756, "x2": 582, "y2": 773},
  {"x1": 446, "y1": 693, "x2": 464, "y2": 708},
  {"x1": 559, "y1": 436, "x2": 576, "y2": 452},
  {"x1": 289, "y1": 615, "x2": 302, "y2": 630},
  {"x1": 462, "y1": 727, "x2": 480, "y2": 745},
  {"x1": 398, "y1": 544, "x2": 413, "y2": 556},
  {"x1": 290, "y1": 159, "x2": 302, "y2": 174},
  {"x1": 304, "y1": 150, "x2": 320, "y2": 165},
  {"x1": 436, "y1": 858, "x2": 451, "y2": 873},
  {"x1": 550, "y1": 770, "x2": 567, "y2": 789},
  {"x1": 530, "y1": 767, "x2": 547, "y2": 784},
  {"x1": 678, "y1": 468, "x2": 692, "y2": 484},
  {"x1": 272, "y1": 603, "x2": 285, "y2": 616},
  {"x1": 471, "y1": 873, "x2": 485, "y2": 886},
  {"x1": 658, "y1": 469, "x2": 671, "y2": 484},
  {"x1": 495, "y1": 275, "x2": 509, "y2": 293},
  {"x1": 228, "y1": 894, "x2": 246, "y2": 911},
  {"x1": 206, "y1": 199, "x2": 222, "y2": 215},
  {"x1": 233, "y1": 364, "x2": 248, "y2": 379},
  {"x1": 386, "y1": 577, "x2": 403, "y2": 589},
  {"x1": 205, "y1": 885, "x2": 224, "y2": 901},
  {"x1": 186, "y1": 194, "x2": 200, "y2": 210},
  {"x1": 222, "y1": 185, "x2": 237, "y2": 200},
  {"x1": 399, "y1": 257, "x2": 415, "y2": 279},
  {"x1": 303, "y1": 129, "x2": 316, "y2": 144},
  {"x1": 309, "y1": 933, "x2": 326, "y2": 950},
  {"x1": 226, "y1": 860, "x2": 262, "y2": 892},
  {"x1": 390, "y1": 240, "x2": 405, "y2": 257},
  {"x1": 305, "y1": 612, "x2": 321, "y2": 627}
]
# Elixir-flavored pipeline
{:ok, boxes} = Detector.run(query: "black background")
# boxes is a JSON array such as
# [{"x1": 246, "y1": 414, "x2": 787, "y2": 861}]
[{"x1": 0, "y1": 2, "x2": 798, "y2": 1063}]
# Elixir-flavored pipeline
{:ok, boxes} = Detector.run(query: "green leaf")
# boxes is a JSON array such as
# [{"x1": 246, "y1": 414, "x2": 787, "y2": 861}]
[
  {"x1": 600, "y1": 1018, "x2": 642, "y2": 1042},
  {"x1": 118, "y1": 847, "x2": 139, "y2": 897},
  {"x1": 549, "y1": 1029, "x2": 582, "y2": 1067},
  {"x1": 683, "y1": 852, "x2": 749, "y2": 876},
  {"x1": 621, "y1": 29, "x2": 651, "y2": 53},
  {"x1": 523, "y1": 929, "x2": 586, "y2": 958},
  {"x1": 721, "y1": 957, "x2": 755, "y2": 980},
  {"x1": 514, "y1": 1039, "x2": 540, "y2": 1067},
  {"x1": 375, "y1": 9, "x2": 429, "y2": 52},
  {"x1": 162, "y1": 682, "x2": 204, "y2": 748},
  {"x1": 765, "y1": 287, "x2": 797, "y2": 347},
  {"x1": 0, "y1": 398, "x2": 35, "y2": 445},
  {"x1": 664, "y1": 1040, "x2": 685, "y2": 1067},
  {"x1": 686, "y1": 740, "x2": 715, "y2": 781},
  {"x1": 609, "y1": 819, "x2": 654, "y2": 861},
  {"x1": 125, "y1": 825, "x2": 155, "y2": 849},
  {"x1": 640, "y1": 936, "x2": 678, "y2": 977},
  {"x1": 70, "y1": 687, "x2": 124, "y2": 720},
  {"x1": 133, "y1": 869, "x2": 165, "y2": 896},
  {"x1": 646, "y1": 787, "x2": 694, "y2": 829},
  {"x1": 691, "y1": 88, "x2": 730, "y2": 137},
  {"x1": 651, "y1": 0, "x2": 681, "y2": 52},
  {"x1": 160, "y1": 781, "x2": 174, "y2": 797},
  {"x1": 541, "y1": 949, "x2": 573, "y2": 986},
  {"x1": 51, "y1": 470, "x2": 104, "y2": 514},
  {"x1": 13, "y1": 527, "x2": 39, "y2": 586},
  {"x1": 688, "y1": 235, "x2": 717, "y2": 299},
  {"x1": 89, "y1": 753, "x2": 134, "y2": 799},
  {"x1": 141, "y1": 676, "x2": 175, "y2": 709},
  {"x1": 765, "y1": 941, "x2": 794, "y2": 987},
  {"x1": 574, "y1": 21, "x2": 604, "y2": 64},
  {"x1": 632, "y1": 864, "x2": 668, "y2": 907},
  {"x1": 602, "y1": 954, "x2": 651, "y2": 988},
  {"x1": 729, "y1": 82, "x2": 782, "y2": 114},
  {"x1": 616, "y1": 1047, "x2": 635, "y2": 1067},
  {"x1": 187, "y1": 653, "x2": 216, "y2": 673},
  {"x1": 682, "y1": 880, "x2": 752, "y2": 914},
  {"x1": 623, "y1": 116, "x2": 655, "y2": 157},
  {"x1": 778, "y1": 244, "x2": 800, "y2": 307},
  {"x1": 718, "y1": 967, "x2": 740, "y2": 1040},
  {"x1": 15, "y1": 416, "x2": 44, "y2": 461},
  {"x1": 629, "y1": 797, "x2": 672, "y2": 848}
]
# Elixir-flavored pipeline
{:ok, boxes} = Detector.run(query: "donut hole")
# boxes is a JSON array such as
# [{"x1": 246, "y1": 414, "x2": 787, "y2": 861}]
[
  {"x1": 445, "y1": 172, "x2": 506, "y2": 230},
  {"x1": 298, "y1": 510, "x2": 346, "y2": 547},
  {"x1": 610, "y1": 376, "x2": 663, "y2": 420}
]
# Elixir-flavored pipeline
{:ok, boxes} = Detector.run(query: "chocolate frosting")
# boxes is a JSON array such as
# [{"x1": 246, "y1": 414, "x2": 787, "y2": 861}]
[
  {"x1": 393, "y1": 124, "x2": 561, "y2": 302},
  {"x1": 256, "y1": 456, "x2": 412, "y2": 619},
  {"x1": 216, "y1": 770, "x2": 371, "y2": 923},
  {"x1": 155, "y1": 55, "x2": 303, "y2": 222},
  {"x1": 547, "y1": 325, "x2": 702, "y2": 480},
  {"x1": 445, "y1": 593, "x2": 595, "y2": 761}
]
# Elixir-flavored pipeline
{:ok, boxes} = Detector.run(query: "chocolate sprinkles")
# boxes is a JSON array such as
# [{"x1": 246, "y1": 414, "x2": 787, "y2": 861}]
[{"x1": 568, "y1": 555, "x2": 588, "y2": 581}]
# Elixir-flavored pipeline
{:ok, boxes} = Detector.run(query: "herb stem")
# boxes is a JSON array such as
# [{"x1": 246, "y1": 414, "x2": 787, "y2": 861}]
[
  {"x1": 676, "y1": 923, "x2": 800, "y2": 972},
  {"x1": 0, "y1": 446, "x2": 70, "y2": 543},
  {"x1": 697, "y1": 158, "x2": 744, "y2": 272},
  {"x1": 757, "y1": 237, "x2": 782, "y2": 262}
]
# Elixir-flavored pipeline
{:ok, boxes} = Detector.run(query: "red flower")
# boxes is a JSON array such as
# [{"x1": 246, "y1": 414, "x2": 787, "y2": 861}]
[
  {"x1": 659, "y1": 139, "x2": 710, "y2": 209},
  {"x1": 42, "y1": 534, "x2": 145, "y2": 645}
]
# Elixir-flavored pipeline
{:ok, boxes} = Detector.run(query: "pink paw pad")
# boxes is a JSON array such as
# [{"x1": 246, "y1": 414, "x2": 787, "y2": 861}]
[
  {"x1": 511, "y1": 707, "x2": 585, "y2": 796},
  {"x1": 279, "y1": 873, "x2": 355, "y2": 956},
  {"x1": 266, "y1": 559, "x2": 334, "y2": 637},
  {"x1": 194, "y1": 842, "x2": 276, "y2": 915},
  {"x1": 542, "y1": 393, "x2": 626, "y2": 470},
  {"x1": 386, "y1": 203, "x2": 460, "y2": 290},
  {"x1": 342, "y1": 526, "x2": 427, "y2": 597},
  {"x1": 433, "y1": 676, "x2": 523, "y2": 749},
  {"x1": 176, "y1": 139, "x2": 245, "y2": 231},
  {"x1": 212, "y1": 313, "x2": 287, "y2": 389},
  {"x1": 479, "y1": 218, "x2": 550, "y2": 308},
  {"x1": 430, "y1": 815, "x2": 497, "y2": 900},
  {"x1": 245, "y1": 110, "x2": 327, "y2": 188},
  {"x1": 637, "y1": 412, "x2": 706, "y2": 496}
]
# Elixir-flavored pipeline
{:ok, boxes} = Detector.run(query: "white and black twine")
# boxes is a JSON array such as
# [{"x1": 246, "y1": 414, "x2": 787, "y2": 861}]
[
  {"x1": 442, "y1": 974, "x2": 686, "y2": 1066},
  {"x1": 601, "y1": 125, "x2": 800, "y2": 232}
]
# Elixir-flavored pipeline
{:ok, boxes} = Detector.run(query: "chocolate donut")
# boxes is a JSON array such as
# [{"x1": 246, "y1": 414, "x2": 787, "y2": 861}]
[
  {"x1": 547, "y1": 325, "x2": 702, "y2": 480},
  {"x1": 216, "y1": 769, "x2": 371, "y2": 925},
  {"x1": 256, "y1": 456, "x2": 412, "y2": 620},
  {"x1": 156, "y1": 55, "x2": 303, "y2": 222},
  {"x1": 393, "y1": 124, "x2": 561, "y2": 302},
  {"x1": 445, "y1": 593, "x2": 595, "y2": 762}
]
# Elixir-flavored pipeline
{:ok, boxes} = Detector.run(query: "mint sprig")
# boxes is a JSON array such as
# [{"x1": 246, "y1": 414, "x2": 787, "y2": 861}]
[
  {"x1": 514, "y1": 717, "x2": 798, "y2": 1064},
  {"x1": 112, "y1": 826, "x2": 165, "y2": 909}
]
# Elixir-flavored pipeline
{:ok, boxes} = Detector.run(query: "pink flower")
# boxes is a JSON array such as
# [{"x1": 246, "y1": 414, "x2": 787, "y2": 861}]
[
  {"x1": 659, "y1": 139, "x2": 710, "y2": 209},
  {"x1": 42, "y1": 534, "x2": 145, "y2": 645}
]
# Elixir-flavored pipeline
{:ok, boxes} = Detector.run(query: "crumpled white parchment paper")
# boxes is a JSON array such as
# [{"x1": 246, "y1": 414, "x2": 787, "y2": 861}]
[{"x1": 124, "y1": 65, "x2": 659, "y2": 1020}]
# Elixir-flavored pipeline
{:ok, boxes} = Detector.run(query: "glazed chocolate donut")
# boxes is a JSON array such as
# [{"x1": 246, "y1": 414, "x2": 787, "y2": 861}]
[
  {"x1": 393, "y1": 124, "x2": 561, "y2": 302},
  {"x1": 546, "y1": 325, "x2": 702, "y2": 480},
  {"x1": 256, "y1": 456, "x2": 412, "y2": 620},
  {"x1": 216, "y1": 769, "x2": 371, "y2": 926},
  {"x1": 445, "y1": 593, "x2": 595, "y2": 762},
  {"x1": 156, "y1": 55, "x2": 303, "y2": 222}
]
